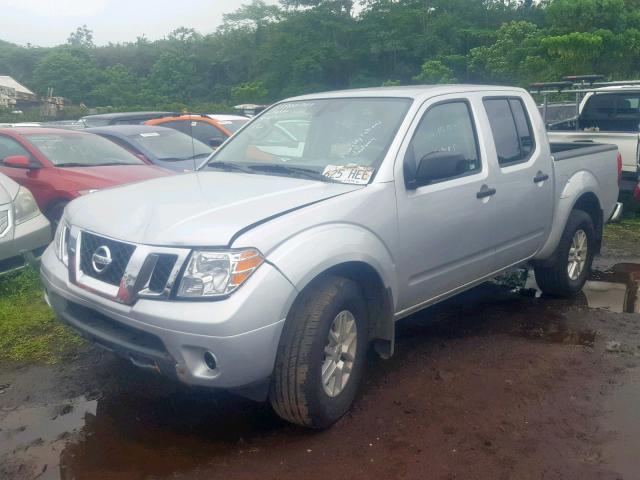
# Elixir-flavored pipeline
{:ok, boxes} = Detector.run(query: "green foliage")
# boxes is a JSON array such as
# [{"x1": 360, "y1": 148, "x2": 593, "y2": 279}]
[
  {"x1": 0, "y1": 267, "x2": 84, "y2": 366},
  {"x1": 4, "y1": 0, "x2": 640, "y2": 112},
  {"x1": 413, "y1": 60, "x2": 456, "y2": 84},
  {"x1": 231, "y1": 81, "x2": 268, "y2": 104},
  {"x1": 31, "y1": 48, "x2": 101, "y2": 103}
]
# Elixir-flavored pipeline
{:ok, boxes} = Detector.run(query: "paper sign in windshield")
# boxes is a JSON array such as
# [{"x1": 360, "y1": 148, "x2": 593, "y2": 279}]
[{"x1": 322, "y1": 165, "x2": 374, "y2": 184}]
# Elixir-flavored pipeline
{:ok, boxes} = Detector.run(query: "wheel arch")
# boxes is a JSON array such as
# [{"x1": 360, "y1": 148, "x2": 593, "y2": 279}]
[
  {"x1": 293, "y1": 261, "x2": 396, "y2": 359},
  {"x1": 572, "y1": 191, "x2": 603, "y2": 253}
]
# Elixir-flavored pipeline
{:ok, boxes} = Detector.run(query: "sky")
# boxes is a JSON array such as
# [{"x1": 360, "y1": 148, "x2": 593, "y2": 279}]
[{"x1": 0, "y1": 0, "x2": 279, "y2": 47}]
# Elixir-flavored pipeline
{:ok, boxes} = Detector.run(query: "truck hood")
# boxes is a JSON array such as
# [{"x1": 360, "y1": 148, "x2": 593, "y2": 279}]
[{"x1": 66, "y1": 171, "x2": 362, "y2": 246}]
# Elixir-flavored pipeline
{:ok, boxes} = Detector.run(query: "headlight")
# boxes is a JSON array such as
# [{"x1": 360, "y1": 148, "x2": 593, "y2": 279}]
[
  {"x1": 54, "y1": 220, "x2": 69, "y2": 266},
  {"x1": 13, "y1": 187, "x2": 40, "y2": 225},
  {"x1": 177, "y1": 249, "x2": 264, "y2": 298}
]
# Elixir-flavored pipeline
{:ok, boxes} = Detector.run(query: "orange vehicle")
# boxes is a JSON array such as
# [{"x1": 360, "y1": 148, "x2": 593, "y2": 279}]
[{"x1": 145, "y1": 114, "x2": 233, "y2": 148}]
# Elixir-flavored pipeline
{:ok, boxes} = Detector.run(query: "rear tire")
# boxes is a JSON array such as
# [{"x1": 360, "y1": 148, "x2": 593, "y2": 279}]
[
  {"x1": 269, "y1": 276, "x2": 368, "y2": 429},
  {"x1": 534, "y1": 209, "x2": 595, "y2": 297}
]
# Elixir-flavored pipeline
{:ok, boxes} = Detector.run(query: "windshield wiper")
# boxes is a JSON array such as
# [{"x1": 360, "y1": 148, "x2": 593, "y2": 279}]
[
  {"x1": 55, "y1": 162, "x2": 91, "y2": 167},
  {"x1": 92, "y1": 162, "x2": 134, "y2": 166},
  {"x1": 204, "y1": 161, "x2": 254, "y2": 174},
  {"x1": 248, "y1": 164, "x2": 339, "y2": 183}
]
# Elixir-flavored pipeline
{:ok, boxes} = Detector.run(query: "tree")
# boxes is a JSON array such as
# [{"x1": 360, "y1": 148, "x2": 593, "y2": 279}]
[
  {"x1": 67, "y1": 25, "x2": 95, "y2": 48},
  {"x1": 231, "y1": 81, "x2": 268, "y2": 104},
  {"x1": 32, "y1": 49, "x2": 100, "y2": 103},
  {"x1": 413, "y1": 60, "x2": 456, "y2": 84}
]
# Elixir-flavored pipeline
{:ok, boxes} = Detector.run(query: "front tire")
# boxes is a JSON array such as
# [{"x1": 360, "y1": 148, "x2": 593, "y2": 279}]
[
  {"x1": 534, "y1": 209, "x2": 595, "y2": 297},
  {"x1": 269, "y1": 276, "x2": 368, "y2": 429}
]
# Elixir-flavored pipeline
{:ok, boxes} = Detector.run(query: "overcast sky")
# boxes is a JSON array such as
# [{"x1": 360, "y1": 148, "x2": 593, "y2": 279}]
[{"x1": 0, "y1": 0, "x2": 278, "y2": 47}]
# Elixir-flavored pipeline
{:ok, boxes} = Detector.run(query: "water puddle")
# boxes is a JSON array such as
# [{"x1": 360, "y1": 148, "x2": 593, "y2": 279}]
[
  {"x1": 518, "y1": 262, "x2": 640, "y2": 313},
  {"x1": 0, "y1": 396, "x2": 97, "y2": 479},
  {"x1": 0, "y1": 379, "x2": 288, "y2": 480}
]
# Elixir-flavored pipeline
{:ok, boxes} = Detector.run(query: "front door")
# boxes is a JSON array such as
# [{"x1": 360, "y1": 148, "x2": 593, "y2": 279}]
[{"x1": 395, "y1": 95, "x2": 498, "y2": 311}]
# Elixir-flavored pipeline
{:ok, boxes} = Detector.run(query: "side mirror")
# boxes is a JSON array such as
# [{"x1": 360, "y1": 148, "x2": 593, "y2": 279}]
[
  {"x1": 208, "y1": 138, "x2": 225, "y2": 148},
  {"x1": 409, "y1": 151, "x2": 465, "y2": 189},
  {"x1": 3, "y1": 155, "x2": 33, "y2": 169}
]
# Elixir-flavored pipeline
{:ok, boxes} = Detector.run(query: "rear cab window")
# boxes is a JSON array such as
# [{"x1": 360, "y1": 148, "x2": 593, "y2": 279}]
[
  {"x1": 580, "y1": 92, "x2": 640, "y2": 132},
  {"x1": 483, "y1": 97, "x2": 536, "y2": 167}
]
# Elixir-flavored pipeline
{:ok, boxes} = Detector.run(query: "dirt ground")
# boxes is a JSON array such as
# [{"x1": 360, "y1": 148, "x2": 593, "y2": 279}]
[{"x1": 1, "y1": 242, "x2": 640, "y2": 480}]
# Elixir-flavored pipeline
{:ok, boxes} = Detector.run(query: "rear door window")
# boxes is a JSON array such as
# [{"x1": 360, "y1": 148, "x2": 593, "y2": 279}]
[{"x1": 484, "y1": 98, "x2": 535, "y2": 166}]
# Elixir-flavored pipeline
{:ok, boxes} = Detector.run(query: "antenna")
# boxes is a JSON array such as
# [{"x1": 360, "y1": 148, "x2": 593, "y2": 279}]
[{"x1": 186, "y1": 112, "x2": 196, "y2": 171}]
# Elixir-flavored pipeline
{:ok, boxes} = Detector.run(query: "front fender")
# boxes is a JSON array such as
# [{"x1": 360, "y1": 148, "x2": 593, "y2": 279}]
[
  {"x1": 265, "y1": 223, "x2": 398, "y2": 308},
  {"x1": 536, "y1": 170, "x2": 601, "y2": 260}
]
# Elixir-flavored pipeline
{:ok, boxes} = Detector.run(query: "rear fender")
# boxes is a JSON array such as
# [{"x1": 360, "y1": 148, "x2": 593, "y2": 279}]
[{"x1": 535, "y1": 170, "x2": 601, "y2": 261}]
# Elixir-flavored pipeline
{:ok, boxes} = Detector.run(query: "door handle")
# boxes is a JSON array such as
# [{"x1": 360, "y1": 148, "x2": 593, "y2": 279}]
[
  {"x1": 533, "y1": 172, "x2": 549, "y2": 183},
  {"x1": 476, "y1": 185, "x2": 497, "y2": 199}
]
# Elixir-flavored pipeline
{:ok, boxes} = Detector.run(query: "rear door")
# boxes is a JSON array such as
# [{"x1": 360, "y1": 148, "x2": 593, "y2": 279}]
[
  {"x1": 395, "y1": 94, "x2": 498, "y2": 311},
  {"x1": 482, "y1": 95, "x2": 554, "y2": 269}
]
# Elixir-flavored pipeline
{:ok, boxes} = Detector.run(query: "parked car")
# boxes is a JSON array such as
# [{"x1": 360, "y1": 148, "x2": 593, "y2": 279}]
[
  {"x1": 0, "y1": 128, "x2": 172, "y2": 224},
  {"x1": 87, "y1": 125, "x2": 213, "y2": 172},
  {"x1": 548, "y1": 85, "x2": 640, "y2": 181},
  {"x1": 206, "y1": 114, "x2": 249, "y2": 133},
  {"x1": 145, "y1": 114, "x2": 232, "y2": 148},
  {"x1": 80, "y1": 112, "x2": 178, "y2": 128},
  {"x1": 41, "y1": 85, "x2": 620, "y2": 429},
  {"x1": 0, "y1": 173, "x2": 50, "y2": 274}
]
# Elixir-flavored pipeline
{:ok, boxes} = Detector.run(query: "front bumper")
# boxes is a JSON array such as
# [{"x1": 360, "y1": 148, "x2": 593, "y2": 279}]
[
  {"x1": 0, "y1": 213, "x2": 51, "y2": 274},
  {"x1": 40, "y1": 245, "x2": 297, "y2": 391}
]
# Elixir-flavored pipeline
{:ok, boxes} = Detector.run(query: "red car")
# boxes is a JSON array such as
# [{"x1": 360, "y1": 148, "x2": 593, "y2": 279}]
[{"x1": 0, "y1": 128, "x2": 171, "y2": 223}]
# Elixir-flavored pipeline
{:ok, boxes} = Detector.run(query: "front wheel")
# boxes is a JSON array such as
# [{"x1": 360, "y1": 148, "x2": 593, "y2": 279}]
[
  {"x1": 534, "y1": 209, "x2": 595, "y2": 297},
  {"x1": 269, "y1": 276, "x2": 368, "y2": 429}
]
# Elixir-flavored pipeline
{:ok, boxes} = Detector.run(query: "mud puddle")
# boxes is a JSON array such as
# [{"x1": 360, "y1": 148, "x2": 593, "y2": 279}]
[{"x1": 2, "y1": 262, "x2": 640, "y2": 480}]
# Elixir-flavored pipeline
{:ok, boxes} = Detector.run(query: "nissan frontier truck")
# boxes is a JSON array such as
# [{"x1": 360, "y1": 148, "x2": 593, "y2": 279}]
[{"x1": 41, "y1": 85, "x2": 621, "y2": 428}]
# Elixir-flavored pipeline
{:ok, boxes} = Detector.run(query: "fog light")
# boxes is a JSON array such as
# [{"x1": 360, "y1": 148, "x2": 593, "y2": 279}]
[{"x1": 203, "y1": 351, "x2": 217, "y2": 370}]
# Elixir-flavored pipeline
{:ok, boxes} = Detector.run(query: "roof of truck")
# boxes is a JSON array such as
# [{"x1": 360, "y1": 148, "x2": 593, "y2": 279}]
[{"x1": 287, "y1": 84, "x2": 525, "y2": 101}]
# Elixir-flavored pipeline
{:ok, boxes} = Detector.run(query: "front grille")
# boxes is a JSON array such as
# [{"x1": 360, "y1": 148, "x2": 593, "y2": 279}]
[
  {"x1": 148, "y1": 254, "x2": 177, "y2": 293},
  {"x1": 0, "y1": 210, "x2": 8, "y2": 235},
  {"x1": 79, "y1": 231, "x2": 136, "y2": 286}
]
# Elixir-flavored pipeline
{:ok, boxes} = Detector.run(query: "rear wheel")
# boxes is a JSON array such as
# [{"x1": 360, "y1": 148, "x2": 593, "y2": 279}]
[
  {"x1": 534, "y1": 209, "x2": 595, "y2": 297},
  {"x1": 269, "y1": 276, "x2": 368, "y2": 429}
]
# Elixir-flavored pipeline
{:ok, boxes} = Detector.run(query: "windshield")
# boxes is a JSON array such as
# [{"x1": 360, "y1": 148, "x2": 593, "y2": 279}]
[
  {"x1": 25, "y1": 133, "x2": 144, "y2": 167},
  {"x1": 204, "y1": 97, "x2": 412, "y2": 184},
  {"x1": 216, "y1": 119, "x2": 249, "y2": 133},
  {"x1": 128, "y1": 129, "x2": 212, "y2": 161}
]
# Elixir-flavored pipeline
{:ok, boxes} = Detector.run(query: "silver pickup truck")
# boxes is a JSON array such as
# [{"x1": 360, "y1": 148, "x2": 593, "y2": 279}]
[{"x1": 41, "y1": 85, "x2": 620, "y2": 429}]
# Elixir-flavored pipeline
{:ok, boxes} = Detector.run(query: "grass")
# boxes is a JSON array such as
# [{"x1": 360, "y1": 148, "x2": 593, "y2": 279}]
[
  {"x1": 603, "y1": 193, "x2": 640, "y2": 245},
  {"x1": 0, "y1": 266, "x2": 84, "y2": 366}
]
